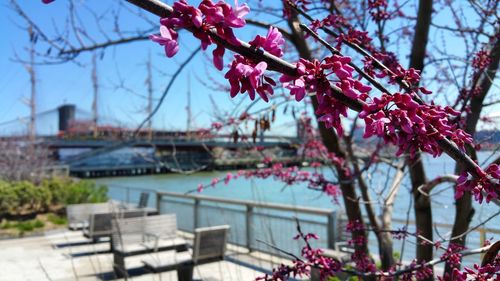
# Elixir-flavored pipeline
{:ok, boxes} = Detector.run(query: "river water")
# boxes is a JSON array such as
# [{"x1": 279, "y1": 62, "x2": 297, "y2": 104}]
[{"x1": 96, "y1": 150, "x2": 499, "y2": 267}]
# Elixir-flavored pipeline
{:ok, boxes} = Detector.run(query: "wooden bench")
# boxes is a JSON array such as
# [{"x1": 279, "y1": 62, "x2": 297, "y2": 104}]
[
  {"x1": 66, "y1": 202, "x2": 111, "y2": 230},
  {"x1": 142, "y1": 225, "x2": 230, "y2": 281},
  {"x1": 111, "y1": 214, "x2": 187, "y2": 278},
  {"x1": 83, "y1": 209, "x2": 147, "y2": 242}
]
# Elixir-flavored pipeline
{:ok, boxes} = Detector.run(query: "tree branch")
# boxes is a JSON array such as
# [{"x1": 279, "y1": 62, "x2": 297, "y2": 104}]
[{"x1": 124, "y1": 0, "x2": 485, "y2": 182}]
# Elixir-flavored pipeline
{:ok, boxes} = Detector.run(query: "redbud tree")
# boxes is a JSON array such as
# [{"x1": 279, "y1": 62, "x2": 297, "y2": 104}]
[{"x1": 32, "y1": 0, "x2": 500, "y2": 280}]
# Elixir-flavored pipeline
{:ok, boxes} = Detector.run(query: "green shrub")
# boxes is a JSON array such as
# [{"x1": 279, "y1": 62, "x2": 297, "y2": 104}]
[
  {"x1": 47, "y1": 213, "x2": 67, "y2": 225},
  {"x1": 10, "y1": 181, "x2": 37, "y2": 214},
  {"x1": 33, "y1": 186, "x2": 52, "y2": 212},
  {"x1": 41, "y1": 177, "x2": 70, "y2": 205},
  {"x1": 65, "y1": 180, "x2": 108, "y2": 204},
  {"x1": 0, "y1": 181, "x2": 17, "y2": 215},
  {"x1": 0, "y1": 221, "x2": 13, "y2": 229},
  {"x1": 33, "y1": 219, "x2": 45, "y2": 228},
  {"x1": 0, "y1": 177, "x2": 108, "y2": 217},
  {"x1": 16, "y1": 221, "x2": 35, "y2": 232}
]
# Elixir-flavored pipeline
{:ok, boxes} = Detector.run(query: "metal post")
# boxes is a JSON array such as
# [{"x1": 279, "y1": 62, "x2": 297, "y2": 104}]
[
  {"x1": 246, "y1": 205, "x2": 254, "y2": 252},
  {"x1": 156, "y1": 192, "x2": 162, "y2": 214},
  {"x1": 194, "y1": 199, "x2": 200, "y2": 229},
  {"x1": 327, "y1": 211, "x2": 337, "y2": 249}
]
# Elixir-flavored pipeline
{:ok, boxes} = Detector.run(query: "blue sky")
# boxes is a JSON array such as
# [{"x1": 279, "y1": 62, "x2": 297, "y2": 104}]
[
  {"x1": 0, "y1": 1, "x2": 290, "y2": 136},
  {"x1": 0, "y1": 1, "x2": 497, "y2": 136}
]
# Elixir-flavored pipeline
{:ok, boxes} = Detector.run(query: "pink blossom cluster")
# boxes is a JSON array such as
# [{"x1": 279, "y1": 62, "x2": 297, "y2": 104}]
[
  {"x1": 280, "y1": 56, "x2": 371, "y2": 136},
  {"x1": 257, "y1": 230, "x2": 341, "y2": 281},
  {"x1": 224, "y1": 55, "x2": 274, "y2": 101},
  {"x1": 335, "y1": 29, "x2": 373, "y2": 50},
  {"x1": 400, "y1": 261, "x2": 434, "y2": 281},
  {"x1": 256, "y1": 251, "x2": 339, "y2": 281},
  {"x1": 225, "y1": 26, "x2": 285, "y2": 101},
  {"x1": 249, "y1": 27, "x2": 285, "y2": 57},
  {"x1": 368, "y1": 0, "x2": 390, "y2": 22},
  {"x1": 455, "y1": 163, "x2": 499, "y2": 203},
  {"x1": 308, "y1": 14, "x2": 349, "y2": 34},
  {"x1": 360, "y1": 93, "x2": 473, "y2": 158},
  {"x1": 362, "y1": 52, "x2": 427, "y2": 90},
  {"x1": 471, "y1": 49, "x2": 492, "y2": 71},
  {"x1": 150, "y1": 0, "x2": 249, "y2": 67},
  {"x1": 197, "y1": 163, "x2": 342, "y2": 203},
  {"x1": 351, "y1": 250, "x2": 377, "y2": 273},
  {"x1": 450, "y1": 259, "x2": 500, "y2": 281},
  {"x1": 439, "y1": 243, "x2": 464, "y2": 269}
]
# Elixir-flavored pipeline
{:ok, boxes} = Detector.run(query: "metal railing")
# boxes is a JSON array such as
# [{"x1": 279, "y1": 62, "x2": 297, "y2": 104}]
[
  {"x1": 106, "y1": 186, "x2": 500, "y2": 262},
  {"x1": 107, "y1": 184, "x2": 158, "y2": 208},
  {"x1": 156, "y1": 191, "x2": 337, "y2": 256}
]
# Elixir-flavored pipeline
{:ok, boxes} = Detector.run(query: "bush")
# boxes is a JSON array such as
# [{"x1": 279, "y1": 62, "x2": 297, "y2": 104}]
[
  {"x1": 0, "y1": 181, "x2": 17, "y2": 215},
  {"x1": 0, "y1": 221, "x2": 13, "y2": 229},
  {"x1": 10, "y1": 181, "x2": 37, "y2": 215},
  {"x1": 0, "y1": 177, "x2": 108, "y2": 217},
  {"x1": 33, "y1": 219, "x2": 45, "y2": 228},
  {"x1": 16, "y1": 221, "x2": 35, "y2": 232},
  {"x1": 41, "y1": 177, "x2": 70, "y2": 205},
  {"x1": 47, "y1": 213, "x2": 67, "y2": 225},
  {"x1": 65, "y1": 180, "x2": 108, "y2": 204}
]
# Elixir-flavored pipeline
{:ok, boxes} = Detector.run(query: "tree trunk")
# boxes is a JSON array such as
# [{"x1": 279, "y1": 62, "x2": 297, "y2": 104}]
[
  {"x1": 285, "y1": 6, "x2": 370, "y2": 259},
  {"x1": 445, "y1": 30, "x2": 500, "y2": 275},
  {"x1": 407, "y1": 1, "x2": 434, "y2": 279}
]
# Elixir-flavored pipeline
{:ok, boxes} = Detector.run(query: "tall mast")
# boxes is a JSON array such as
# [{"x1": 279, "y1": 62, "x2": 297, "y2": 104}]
[
  {"x1": 186, "y1": 73, "x2": 191, "y2": 134},
  {"x1": 28, "y1": 25, "x2": 36, "y2": 141},
  {"x1": 146, "y1": 52, "x2": 153, "y2": 140},
  {"x1": 91, "y1": 53, "x2": 98, "y2": 137}
]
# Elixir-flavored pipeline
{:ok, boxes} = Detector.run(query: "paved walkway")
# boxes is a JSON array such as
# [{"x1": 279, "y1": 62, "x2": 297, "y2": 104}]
[{"x1": 0, "y1": 229, "x2": 273, "y2": 281}]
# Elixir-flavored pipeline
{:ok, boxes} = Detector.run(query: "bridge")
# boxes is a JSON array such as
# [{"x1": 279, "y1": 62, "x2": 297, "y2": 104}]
[{"x1": 0, "y1": 104, "x2": 303, "y2": 177}]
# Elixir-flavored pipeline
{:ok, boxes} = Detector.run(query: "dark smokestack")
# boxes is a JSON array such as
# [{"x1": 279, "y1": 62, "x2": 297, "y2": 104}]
[{"x1": 58, "y1": 104, "x2": 75, "y2": 131}]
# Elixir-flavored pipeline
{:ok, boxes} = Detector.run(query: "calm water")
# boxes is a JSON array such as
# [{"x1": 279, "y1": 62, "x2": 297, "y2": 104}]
[
  {"x1": 96, "y1": 151, "x2": 498, "y2": 225},
  {"x1": 96, "y1": 150, "x2": 499, "y2": 265}
]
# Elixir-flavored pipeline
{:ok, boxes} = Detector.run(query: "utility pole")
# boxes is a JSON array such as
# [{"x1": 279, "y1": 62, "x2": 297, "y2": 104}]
[
  {"x1": 91, "y1": 53, "x2": 98, "y2": 138},
  {"x1": 186, "y1": 73, "x2": 192, "y2": 137},
  {"x1": 146, "y1": 52, "x2": 153, "y2": 140},
  {"x1": 27, "y1": 25, "x2": 36, "y2": 142}
]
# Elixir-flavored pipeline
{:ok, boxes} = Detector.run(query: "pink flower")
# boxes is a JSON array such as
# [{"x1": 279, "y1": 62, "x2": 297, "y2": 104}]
[
  {"x1": 200, "y1": 0, "x2": 249, "y2": 28},
  {"x1": 226, "y1": 1, "x2": 250, "y2": 27},
  {"x1": 197, "y1": 183, "x2": 204, "y2": 193},
  {"x1": 323, "y1": 55, "x2": 354, "y2": 79},
  {"x1": 456, "y1": 164, "x2": 499, "y2": 203},
  {"x1": 211, "y1": 177, "x2": 220, "y2": 187},
  {"x1": 224, "y1": 173, "x2": 233, "y2": 185},
  {"x1": 249, "y1": 26, "x2": 285, "y2": 57},
  {"x1": 472, "y1": 49, "x2": 491, "y2": 70},
  {"x1": 211, "y1": 122, "x2": 223, "y2": 130},
  {"x1": 419, "y1": 87, "x2": 432, "y2": 95},
  {"x1": 42, "y1": 0, "x2": 55, "y2": 3},
  {"x1": 150, "y1": 26, "x2": 179, "y2": 58},
  {"x1": 172, "y1": 0, "x2": 203, "y2": 28},
  {"x1": 225, "y1": 55, "x2": 274, "y2": 101},
  {"x1": 212, "y1": 44, "x2": 225, "y2": 70}
]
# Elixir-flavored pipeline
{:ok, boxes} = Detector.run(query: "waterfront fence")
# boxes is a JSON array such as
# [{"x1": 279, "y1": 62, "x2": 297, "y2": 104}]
[
  {"x1": 106, "y1": 185, "x2": 500, "y2": 262},
  {"x1": 156, "y1": 191, "x2": 337, "y2": 257}
]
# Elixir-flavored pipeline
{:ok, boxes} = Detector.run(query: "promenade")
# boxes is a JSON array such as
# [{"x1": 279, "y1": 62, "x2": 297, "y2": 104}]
[{"x1": 0, "y1": 229, "x2": 286, "y2": 281}]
